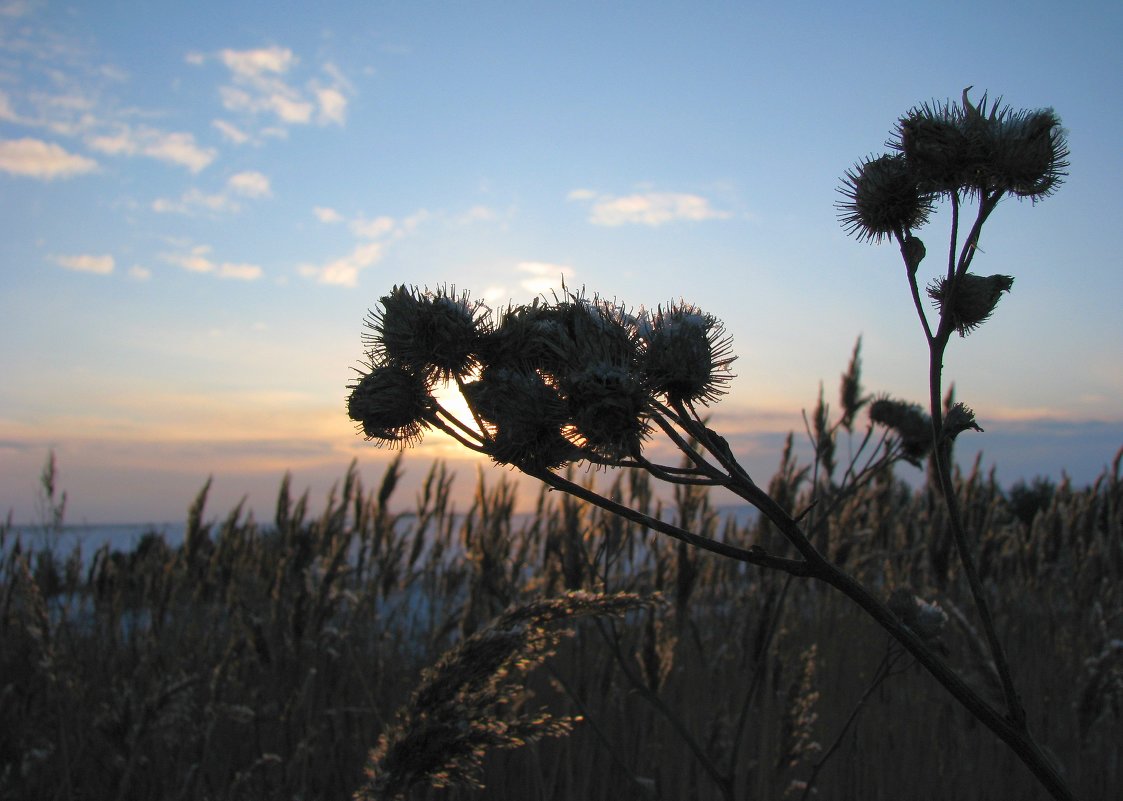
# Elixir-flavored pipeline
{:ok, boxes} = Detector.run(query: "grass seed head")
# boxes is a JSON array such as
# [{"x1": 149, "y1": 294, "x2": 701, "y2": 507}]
[{"x1": 868, "y1": 395, "x2": 933, "y2": 464}]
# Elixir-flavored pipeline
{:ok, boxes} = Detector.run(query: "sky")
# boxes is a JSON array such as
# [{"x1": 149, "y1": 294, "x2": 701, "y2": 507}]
[{"x1": 1, "y1": 0, "x2": 1121, "y2": 526}]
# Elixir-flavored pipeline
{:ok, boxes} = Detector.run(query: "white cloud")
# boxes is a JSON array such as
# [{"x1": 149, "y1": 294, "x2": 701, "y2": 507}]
[
  {"x1": 87, "y1": 126, "x2": 215, "y2": 173},
  {"x1": 51, "y1": 253, "x2": 115, "y2": 275},
  {"x1": 153, "y1": 187, "x2": 238, "y2": 215},
  {"x1": 212, "y1": 119, "x2": 250, "y2": 144},
  {"x1": 227, "y1": 170, "x2": 271, "y2": 198},
  {"x1": 455, "y1": 205, "x2": 499, "y2": 225},
  {"x1": 161, "y1": 245, "x2": 262, "y2": 280},
  {"x1": 315, "y1": 86, "x2": 347, "y2": 125},
  {"x1": 216, "y1": 262, "x2": 264, "y2": 280},
  {"x1": 220, "y1": 46, "x2": 297, "y2": 79},
  {"x1": 198, "y1": 45, "x2": 348, "y2": 129},
  {"x1": 313, "y1": 206, "x2": 343, "y2": 224},
  {"x1": 350, "y1": 215, "x2": 396, "y2": 239},
  {"x1": 299, "y1": 241, "x2": 384, "y2": 288},
  {"x1": 571, "y1": 190, "x2": 731, "y2": 227},
  {"x1": 153, "y1": 172, "x2": 270, "y2": 215},
  {"x1": 517, "y1": 261, "x2": 575, "y2": 295},
  {"x1": 0, "y1": 137, "x2": 97, "y2": 179},
  {"x1": 129, "y1": 265, "x2": 151, "y2": 280}
]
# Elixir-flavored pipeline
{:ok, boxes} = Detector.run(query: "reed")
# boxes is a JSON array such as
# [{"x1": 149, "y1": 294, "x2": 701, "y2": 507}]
[{"x1": 1, "y1": 444, "x2": 1120, "y2": 799}]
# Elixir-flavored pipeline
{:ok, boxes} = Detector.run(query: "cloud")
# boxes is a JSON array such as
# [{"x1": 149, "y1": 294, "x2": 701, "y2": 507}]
[
  {"x1": 300, "y1": 208, "x2": 427, "y2": 287},
  {"x1": 350, "y1": 215, "x2": 395, "y2": 239},
  {"x1": 0, "y1": 137, "x2": 97, "y2": 179},
  {"x1": 314, "y1": 86, "x2": 347, "y2": 125},
  {"x1": 227, "y1": 170, "x2": 271, "y2": 198},
  {"x1": 161, "y1": 244, "x2": 262, "y2": 280},
  {"x1": 87, "y1": 126, "x2": 215, "y2": 173},
  {"x1": 128, "y1": 265, "x2": 151, "y2": 280},
  {"x1": 212, "y1": 119, "x2": 250, "y2": 144},
  {"x1": 220, "y1": 46, "x2": 297, "y2": 78},
  {"x1": 153, "y1": 171, "x2": 271, "y2": 214},
  {"x1": 313, "y1": 206, "x2": 343, "y2": 224},
  {"x1": 196, "y1": 46, "x2": 350, "y2": 130},
  {"x1": 517, "y1": 261, "x2": 575, "y2": 295},
  {"x1": 570, "y1": 190, "x2": 731, "y2": 227},
  {"x1": 153, "y1": 187, "x2": 238, "y2": 215},
  {"x1": 51, "y1": 253, "x2": 115, "y2": 275},
  {"x1": 455, "y1": 205, "x2": 500, "y2": 225},
  {"x1": 298, "y1": 242, "x2": 384, "y2": 288}
]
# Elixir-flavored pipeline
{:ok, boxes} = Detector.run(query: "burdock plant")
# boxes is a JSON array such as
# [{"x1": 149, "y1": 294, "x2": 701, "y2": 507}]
[{"x1": 347, "y1": 90, "x2": 1075, "y2": 800}]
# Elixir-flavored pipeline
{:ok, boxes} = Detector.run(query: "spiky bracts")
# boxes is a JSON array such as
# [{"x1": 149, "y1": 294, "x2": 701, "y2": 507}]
[{"x1": 348, "y1": 286, "x2": 736, "y2": 469}]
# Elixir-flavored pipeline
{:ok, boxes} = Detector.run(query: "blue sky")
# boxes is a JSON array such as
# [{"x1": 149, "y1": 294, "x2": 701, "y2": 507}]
[{"x1": 1, "y1": 0, "x2": 1121, "y2": 524}]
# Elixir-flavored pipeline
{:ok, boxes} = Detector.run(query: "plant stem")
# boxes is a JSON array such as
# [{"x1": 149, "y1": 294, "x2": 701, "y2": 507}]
[{"x1": 928, "y1": 338, "x2": 1025, "y2": 728}]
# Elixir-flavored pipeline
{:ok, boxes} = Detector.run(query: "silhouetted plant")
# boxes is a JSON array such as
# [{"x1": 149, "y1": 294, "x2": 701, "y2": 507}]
[
  {"x1": 348, "y1": 89, "x2": 1076, "y2": 799},
  {"x1": 355, "y1": 591, "x2": 650, "y2": 800}
]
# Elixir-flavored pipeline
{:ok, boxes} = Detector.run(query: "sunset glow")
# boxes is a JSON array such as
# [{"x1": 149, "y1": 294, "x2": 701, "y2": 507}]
[{"x1": 2, "y1": 1, "x2": 1120, "y2": 524}]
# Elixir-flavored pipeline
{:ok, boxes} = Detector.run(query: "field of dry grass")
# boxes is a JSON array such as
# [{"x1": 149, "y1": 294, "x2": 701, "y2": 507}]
[{"x1": 2, "y1": 448, "x2": 1121, "y2": 800}]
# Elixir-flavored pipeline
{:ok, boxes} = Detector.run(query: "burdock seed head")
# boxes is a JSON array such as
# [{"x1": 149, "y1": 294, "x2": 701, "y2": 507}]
[
  {"x1": 481, "y1": 290, "x2": 637, "y2": 380},
  {"x1": 888, "y1": 588, "x2": 948, "y2": 642},
  {"x1": 560, "y1": 362, "x2": 651, "y2": 460},
  {"x1": 943, "y1": 402, "x2": 983, "y2": 441},
  {"x1": 462, "y1": 367, "x2": 578, "y2": 471},
  {"x1": 640, "y1": 302, "x2": 735, "y2": 405},
  {"x1": 365, "y1": 284, "x2": 487, "y2": 382},
  {"x1": 837, "y1": 153, "x2": 933, "y2": 243},
  {"x1": 891, "y1": 89, "x2": 1068, "y2": 202},
  {"x1": 927, "y1": 273, "x2": 1014, "y2": 337},
  {"x1": 892, "y1": 99, "x2": 972, "y2": 195},
  {"x1": 959, "y1": 89, "x2": 1069, "y2": 201},
  {"x1": 347, "y1": 363, "x2": 434, "y2": 447},
  {"x1": 985, "y1": 106, "x2": 1069, "y2": 200}
]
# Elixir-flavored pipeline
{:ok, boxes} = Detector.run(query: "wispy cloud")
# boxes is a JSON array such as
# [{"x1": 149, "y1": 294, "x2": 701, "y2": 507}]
[
  {"x1": 212, "y1": 119, "x2": 250, "y2": 144},
  {"x1": 517, "y1": 261, "x2": 575, "y2": 295},
  {"x1": 298, "y1": 242, "x2": 384, "y2": 288},
  {"x1": 153, "y1": 187, "x2": 237, "y2": 215},
  {"x1": 0, "y1": 137, "x2": 97, "y2": 179},
  {"x1": 350, "y1": 215, "x2": 396, "y2": 239},
  {"x1": 192, "y1": 46, "x2": 351, "y2": 134},
  {"x1": 301, "y1": 208, "x2": 429, "y2": 287},
  {"x1": 161, "y1": 244, "x2": 262, "y2": 280},
  {"x1": 227, "y1": 170, "x2": 271, "y2": 198},
  {"x1": 87, "y1": 125, "x2": 215, "y2": 173},
  {"x1": 476, "y1": 261, "x2": 578, "y2": 312},
  {"x1": 153, "y1": 171, "x2": 271, "y2": 214},
  {"x1": 568, "y1": 189, "x2": 731, "y2": 227},
  {"x1": 313, "y1": 206, "x2": 343, "y2": 224},
  {"x1": 51, "y1": 253, "x2": 114, "y2": 275}
]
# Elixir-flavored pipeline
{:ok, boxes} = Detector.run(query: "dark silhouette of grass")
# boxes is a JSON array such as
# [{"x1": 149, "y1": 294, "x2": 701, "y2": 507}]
[{"x1": 2, "y1": 444, "x2": 1119, "y2": 800}]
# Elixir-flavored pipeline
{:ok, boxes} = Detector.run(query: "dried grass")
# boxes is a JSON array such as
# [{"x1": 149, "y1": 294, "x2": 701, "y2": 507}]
[{"x1": 2, "y1": 446, "x2": 1120, "y2": 800}]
